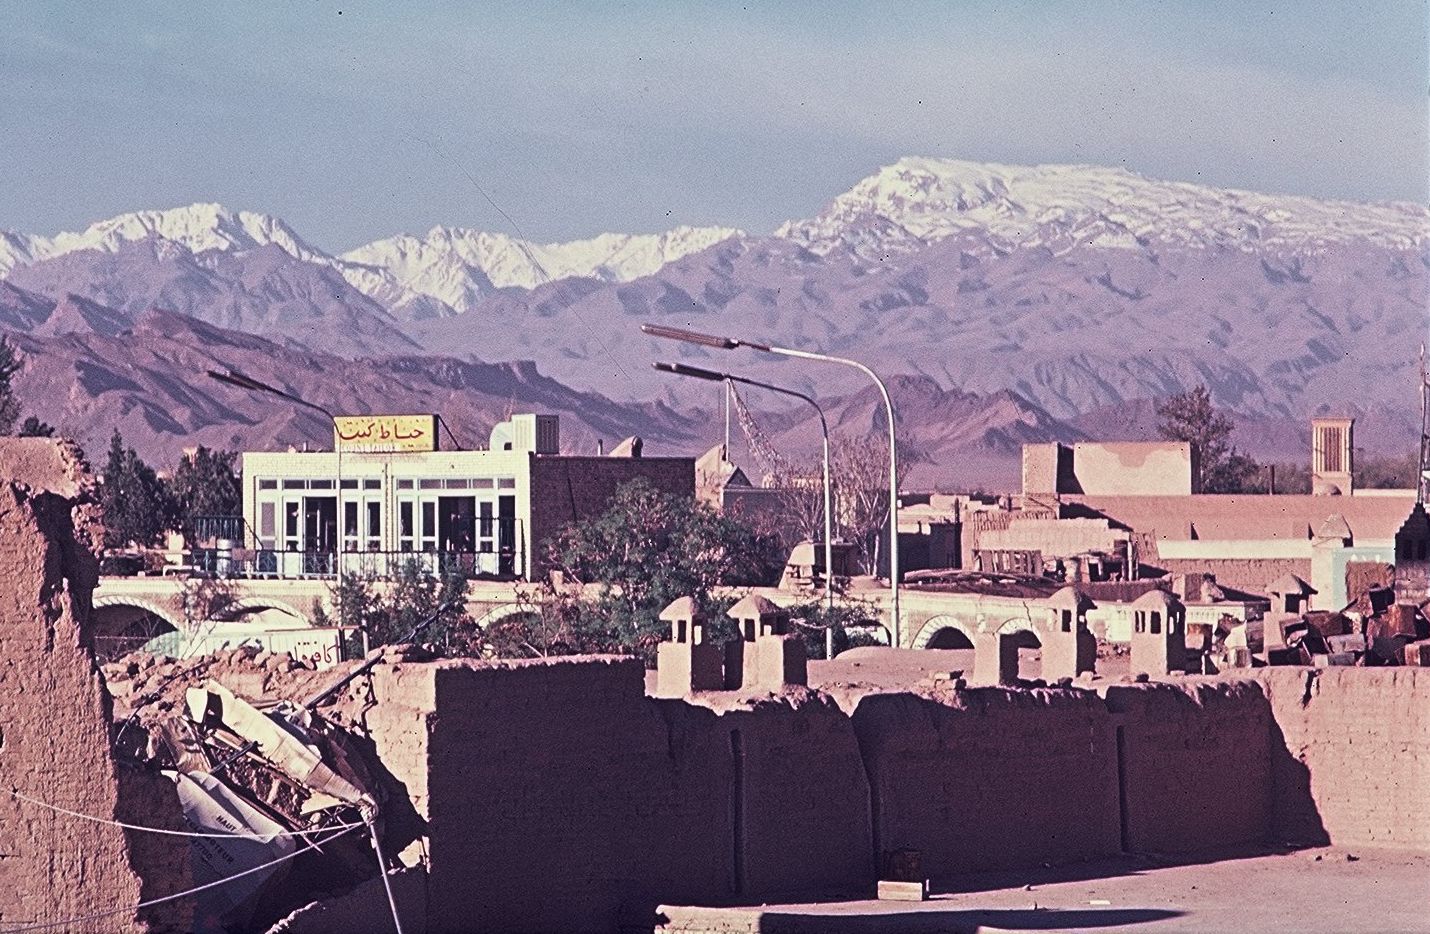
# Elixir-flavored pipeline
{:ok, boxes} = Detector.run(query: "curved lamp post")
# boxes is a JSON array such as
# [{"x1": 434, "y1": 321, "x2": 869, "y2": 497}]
[
  {"x1": 207, "y1": 369, "x2": 349, "y2": 633},
  {"x1": 641, "y1": 324, "x2": 902, "y2": 647},
  {"x1": 654, "y1": 361, "x2": 837, "y2": 657}
]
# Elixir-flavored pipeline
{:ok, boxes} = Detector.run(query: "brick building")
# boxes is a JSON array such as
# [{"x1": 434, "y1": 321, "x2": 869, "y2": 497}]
[{"x1": 240, "y1": 413, "x2": 693, "y2": 581}]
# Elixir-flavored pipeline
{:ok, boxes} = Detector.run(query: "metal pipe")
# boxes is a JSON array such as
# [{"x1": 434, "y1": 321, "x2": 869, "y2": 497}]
[{"x1": 642, "y1": 327, "x2": 902, "y2": 646}]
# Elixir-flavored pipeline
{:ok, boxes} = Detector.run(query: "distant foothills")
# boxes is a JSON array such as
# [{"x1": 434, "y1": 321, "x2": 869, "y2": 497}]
[{"x1": 1, "y1": 157, "x2": 1425, "y2": 489}]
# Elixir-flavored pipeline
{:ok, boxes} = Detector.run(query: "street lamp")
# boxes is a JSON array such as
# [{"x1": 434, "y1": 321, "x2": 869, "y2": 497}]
[
  {"x1": 641, "y1": 324, "x2": 903, "y2": 647},
  {"x1": 654, "y1": 361, "x2": 837, "y2": 657},
  {"x1": 206, "y1": 369, "x2": 350, "y2": 631}
]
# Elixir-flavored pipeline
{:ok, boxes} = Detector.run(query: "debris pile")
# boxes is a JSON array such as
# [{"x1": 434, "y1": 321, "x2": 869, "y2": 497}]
[
  {"x1": 101, "y1": 646, "x2": 408, "y2": 932},
  {"x1": 1204, "y1": 598, "x2": 1430, "y2": 671}
]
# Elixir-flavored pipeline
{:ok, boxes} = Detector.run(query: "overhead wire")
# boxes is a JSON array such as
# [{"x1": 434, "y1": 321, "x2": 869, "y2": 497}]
[
  {"x1": 6, "y1": 787, "x2": 364, "y2": 840},
  {"x1": 0, "y1": 823, "x2": 360, "y2": 933}
]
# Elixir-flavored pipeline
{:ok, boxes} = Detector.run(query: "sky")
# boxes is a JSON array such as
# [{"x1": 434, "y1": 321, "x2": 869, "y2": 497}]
[{"x1": 2, "y1": 1, "x2": 1426, "y2": 250}]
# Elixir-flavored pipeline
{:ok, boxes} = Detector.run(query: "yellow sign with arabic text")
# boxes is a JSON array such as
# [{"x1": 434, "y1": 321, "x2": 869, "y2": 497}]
[{"x1": 334, "y1": 415, "x2": 438, "y2": 453}]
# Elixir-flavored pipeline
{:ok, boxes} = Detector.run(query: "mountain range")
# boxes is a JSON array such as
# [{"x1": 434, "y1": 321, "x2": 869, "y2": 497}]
[{"x1": 3, "y1": 158, "x2": 1425, "y2": 487}]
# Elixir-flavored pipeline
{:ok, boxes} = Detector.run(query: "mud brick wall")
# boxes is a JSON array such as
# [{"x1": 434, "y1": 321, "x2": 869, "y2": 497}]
[
  {"x1": 363, "y1": 657, "x2": 870, "y2": 934},
  {"x1": 1255, "y1": 667, "x2": 1430, "y2": 851},
  {"x1": 1155, "y1": 558, "x2": 1311, "y2": 595},
  {"x1": 0, "y1": 439, "x2": 190, "y2": 932},
  {"x1": 850, "y1": 688, "x2": 1121, "y2": 875},
  {"x1": 1103, "y1": 680, "x2": 1273, "y2": 853}
]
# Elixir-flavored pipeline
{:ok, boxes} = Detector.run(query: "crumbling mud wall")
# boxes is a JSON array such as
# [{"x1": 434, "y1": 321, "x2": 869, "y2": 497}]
[
  {"x1": 353, "y1": 657, "x2": 870, "y2": 934},
  {"x1": 1103, "y1": 680, "x2": 1273, "y2": 853},
  {"x1": 0, "y1": 439, "x2": 190, "y2": 932},
  {"x1": 1256, "y1": 667, "x2": 1430, "y2": 851},
  {"x1": 850, "y1": 687, "x2": 1121, "y2": 875}
]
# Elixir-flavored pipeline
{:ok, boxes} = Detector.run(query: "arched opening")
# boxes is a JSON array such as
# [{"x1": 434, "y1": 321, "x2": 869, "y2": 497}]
[
  {"x1": 90, "y1": 603, "x2": 180, "y2": 662},
  {"x1": 926, "y1": 627, "x2": 974, "y2": 650},
  {"x1": 998, "y1": 628, "x2": 1042, "y2": 682}
]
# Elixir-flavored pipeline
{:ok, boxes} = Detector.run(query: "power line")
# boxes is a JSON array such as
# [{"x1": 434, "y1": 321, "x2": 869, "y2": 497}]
[
  {"x1": 0, "y1": 824, "x2": 359, "y2": 932},
  {"x1": 7, "y1": 787, "x2": 364, "y2": 840}
]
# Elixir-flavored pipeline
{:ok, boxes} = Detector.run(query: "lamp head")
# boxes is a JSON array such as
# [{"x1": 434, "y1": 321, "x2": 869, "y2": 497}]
[
  {"x1": 653, "y1": 361, "x2": 728, "y2": 383},
  {"x1": 641, "y1": 323, "x2": 741, "y2": 350}
]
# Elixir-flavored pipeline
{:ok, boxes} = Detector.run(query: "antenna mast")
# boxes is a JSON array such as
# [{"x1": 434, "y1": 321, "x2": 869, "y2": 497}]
[{"x1": 1419, "y1": 345, "x2": 1429, "y2": 504}]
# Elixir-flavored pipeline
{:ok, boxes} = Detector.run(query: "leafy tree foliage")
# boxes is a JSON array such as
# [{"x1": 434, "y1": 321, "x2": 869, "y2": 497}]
[
  {"x1": 547, "y1": 478, "x2": 776, "y2": 636},
  {"x1": 168, "y1": 446, "x2": 241, "y2": 536},
  {"x1": 1356, "y1": 450, "x2": 1421, "y2": 490},
  {"x1": 0, "y1": 338, "x2": 59, "y2": 438},
  {"x1": 0, "y1": 337, "x2": 21, "y2": 435},
  {"x1": 782, "y1": 595, "x2": 886, "y2": 660},
  {"x1": 99, "y1": 431, "x2": 174, "y2": 549},
  {"x1": 315, "y1": 561, "x2": 477, "y2": 655},
  {"x1": 17, "y1": 416, "x2": 55, "y2": 437},
  {"x1": 482, "y1": 479, "x2": 777, "y2": 665},
  {"x1": 1155, "y1": 386, "x2": 1258, "y2": 493}
]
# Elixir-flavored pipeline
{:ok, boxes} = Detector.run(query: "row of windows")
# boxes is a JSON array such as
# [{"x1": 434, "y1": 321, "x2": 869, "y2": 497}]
[
  {"x1": 256, "y1": 493, "x2": 513, "y2": 554},
  {"x1": 1132, "y1": 612, "x2": 1166, "y2": 635},
  {"x1": 255, "y1": 477, "x2": 515, "y2": 491}
]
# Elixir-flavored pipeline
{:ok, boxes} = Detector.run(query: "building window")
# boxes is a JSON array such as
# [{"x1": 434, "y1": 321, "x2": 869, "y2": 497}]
[
  {"x1": 419, "y1": 479, "x2": 442, "y2": 490},
  {"x1": 399, "y1": 501, "x2": 414, "y2": 552},
  {"x1": 397, "y1": 479, "x2": 414, "y2": 490},
  {"x1": 421, "y1": 501, "x2": 437, "y2": 552},
  {"x1": 1061, "y1": 609, "x2": 1072, "y2": 632},
  {"x1": 497, "y1": 477, "x2": 516, "y2": 490},
  {"x1": 284, "y1": 502, "x2": 300, "y2": 551},
  {"x1": 1150, "y1": 611, "x2": 1161, "y2": 635},
  {"x1": 258, "y1": 479, "x2": 278, "y2": 490},
  {"x1": 366, "y1": 501, "x2": 382, "y2": 551},
  {"x1": 479, "y1": 501, "x2": 494, "y2": 552},
  {"x1": 1134, "y1": 611, "x2": 1145, "y2": 634},
  {"x1": 259, "y1": 502, "x2": 276, "y2": 546},
  {"x1": 364, "y1": 478, "x2": 381, "y2": 490},
  {"x1": 343, "y1": 501, "x2": 360, "y2": 552}
]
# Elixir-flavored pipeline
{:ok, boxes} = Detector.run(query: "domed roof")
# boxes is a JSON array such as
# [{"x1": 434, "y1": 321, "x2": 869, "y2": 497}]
[{"x1": 727, "y1": 594, "x2": 783, "y2": 619}]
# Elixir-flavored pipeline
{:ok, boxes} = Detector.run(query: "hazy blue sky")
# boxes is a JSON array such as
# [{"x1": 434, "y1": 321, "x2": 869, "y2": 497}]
[{"x1": 3, "y1": 1, "x2": 1426, "y2": 249}]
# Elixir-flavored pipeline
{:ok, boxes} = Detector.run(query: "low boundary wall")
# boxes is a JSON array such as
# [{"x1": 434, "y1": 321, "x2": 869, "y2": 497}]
[{"x1": 315, "y1": 660, "x2": 1429, "y2": 934}]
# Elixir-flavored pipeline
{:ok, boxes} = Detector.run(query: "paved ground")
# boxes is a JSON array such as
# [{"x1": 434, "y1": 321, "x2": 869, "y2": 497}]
[{"x1": 653, "y1": 847, "x2": 1430, "y2": 933}]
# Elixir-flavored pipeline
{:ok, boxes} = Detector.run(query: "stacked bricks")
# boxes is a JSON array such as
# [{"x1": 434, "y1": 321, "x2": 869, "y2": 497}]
[{"x1": 1254, "y1": 667, "x2": 1430, "y2": 850}]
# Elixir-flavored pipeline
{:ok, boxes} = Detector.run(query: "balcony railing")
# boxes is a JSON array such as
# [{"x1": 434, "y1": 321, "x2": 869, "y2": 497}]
[{"x1": 190, "y1": 545, "x2": 526, "y2": 581}]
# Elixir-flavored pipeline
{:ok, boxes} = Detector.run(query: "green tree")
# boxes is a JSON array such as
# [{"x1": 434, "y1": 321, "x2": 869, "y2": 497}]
[
  {"x1": 99, "y1": 431, "x2": 173, "y2": 549},
  {"x1": 316, "y1": 561, "x2": 477, "y2": 656},
  {"x1": 0, "y1": 337, "x2": 24, "y2": 435},
  {"x1": 542, "y1": 478, "x2": 778, "y2": 663},
  {"x1": 1155, "y1": 386, "x2": 1258, "y2": 493},
  {"x1": 17, "y1": 416, "x2": 55, "y2": 437},
  {"x1": 1356, "y1": 450, "x2": 1420, "y2": 490},
  {"x1": 168, "y1": 447, "x2": 241, "y2": 537},
  {"x1": 783, "y1": 595, "x2": 886, "y2": 660}
]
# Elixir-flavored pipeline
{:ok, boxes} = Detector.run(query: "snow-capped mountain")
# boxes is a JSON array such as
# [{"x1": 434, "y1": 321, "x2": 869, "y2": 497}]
[
  {"x1": 2, "y1": 158, "x2": 1425, "y2": 478},
  {"x1": 0, "y1": 203, "x2": 325, "y2": 275},
  {"x1": 340, "y1": 224, "x2": 742, "y2": 314},
  {"x1": 0, "y1": 203, "x2": 742, "y2": 319},
  {"x1": 777, "y1": 157, "x2": 1430, "y2": 258},
  {"x1": 47, "y1": 202, "x2": 327, "y2": 262}
]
